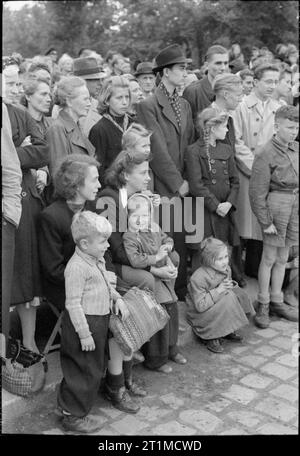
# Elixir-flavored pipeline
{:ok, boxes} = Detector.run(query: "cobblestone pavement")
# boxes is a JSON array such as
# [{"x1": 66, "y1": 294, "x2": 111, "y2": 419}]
[{"x1": 2, "y1": 312, "x2": 298, "y2": 436}]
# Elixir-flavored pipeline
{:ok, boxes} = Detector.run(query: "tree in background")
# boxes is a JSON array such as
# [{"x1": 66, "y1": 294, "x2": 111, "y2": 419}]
[{"x1": 3, "y1": 0, "x2": 298, "y2": 66}]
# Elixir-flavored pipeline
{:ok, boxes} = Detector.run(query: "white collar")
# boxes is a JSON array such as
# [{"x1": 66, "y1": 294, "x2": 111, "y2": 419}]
[{"x1": 120, "y1": 187, "x2": 128, "y2": 208}]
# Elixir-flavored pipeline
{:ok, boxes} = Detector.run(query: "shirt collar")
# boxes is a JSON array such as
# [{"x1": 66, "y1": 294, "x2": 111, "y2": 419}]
[
  {"x1": 120, "y1": 187, "x2": 128, "y2": 208},
  {"x1": 75, "y1": 246, "x2": 105, "y2": 267}
]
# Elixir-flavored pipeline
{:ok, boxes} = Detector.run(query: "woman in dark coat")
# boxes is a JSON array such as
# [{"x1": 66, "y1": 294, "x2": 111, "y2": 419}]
[
  {"x1": 6, "y1": 100, "x2": 48, "y2": 354},
  {"x1": 186, "y1": 107, "x2": 240, "y2": 274},
  {"x1": 89, "y1": 76, "x2": 133, "y2": 186}
]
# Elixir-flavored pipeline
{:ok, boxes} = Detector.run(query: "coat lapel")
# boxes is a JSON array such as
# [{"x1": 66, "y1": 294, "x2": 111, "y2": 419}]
[
  {"x1": 59, "y1": 110, "x2": 95, "y2": 156},
  {"x1": 155, "y1": 87, "x2": 180, "y2": 133}
]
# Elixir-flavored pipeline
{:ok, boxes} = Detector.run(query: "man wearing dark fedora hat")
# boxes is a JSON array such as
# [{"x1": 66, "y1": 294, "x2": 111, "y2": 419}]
[
  {"x1": 73, "y1": 56, "x2": 104, "y2": 136},
  {"x1": 135, "y1": 62, "x2": 156, "y2": 98},
  {"x1": 137, "y1": 44, "x2": 194, "y2": 301}
]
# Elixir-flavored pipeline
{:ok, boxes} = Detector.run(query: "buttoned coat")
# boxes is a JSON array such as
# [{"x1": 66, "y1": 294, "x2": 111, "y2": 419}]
[
  {"x1": 46, "y1": 109, "x2": 95, "y2": 177},
  {"x1": 185, "y1": 140, "x2": 240, "y2": 248},
  {"x1": 136, "y1": 86, "x2": 195, "y2": 198},
  {"x1": 6, "y1": 103, "x2": 49, "y2": 304},
  {"x1": 231, "y1": 93, "x2": 281, "y2": 239}
]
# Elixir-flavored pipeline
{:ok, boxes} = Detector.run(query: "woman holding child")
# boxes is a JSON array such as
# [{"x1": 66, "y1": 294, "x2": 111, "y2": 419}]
[{"x1": 97, "y1": 123, "x2": 187, "y2": 374}]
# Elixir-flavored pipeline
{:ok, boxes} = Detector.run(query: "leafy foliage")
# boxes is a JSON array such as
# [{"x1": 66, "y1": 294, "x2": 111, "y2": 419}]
[{"x1": 3, "y1": 0, "x2": 298, "y2": 65}]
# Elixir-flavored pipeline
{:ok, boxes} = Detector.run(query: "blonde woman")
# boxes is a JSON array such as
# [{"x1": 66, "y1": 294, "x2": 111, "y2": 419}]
[
  {"x1": 185, "y1": 107, "x2": 240, "y2": 273},
  {"x1": 89, "y1": 76, "x2": 133, "y2": 185},
  {"x1": 46, "y1": 76, "x2": 95, "y2": 178}
]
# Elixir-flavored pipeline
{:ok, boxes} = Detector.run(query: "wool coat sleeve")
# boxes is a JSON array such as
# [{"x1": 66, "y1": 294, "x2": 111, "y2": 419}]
[
  {"x1": 123, "y1": 232, "x2": 157, "y2": 269},
  {"x1": 188, "y1": 271, "x2": 221, "y2": 313},
  {"x1": 227, "y1": 153, "x2": 240, "y2": 209},
  {"x1": 136, "y1": 101, "x2": 184, "y2": 194},
  {"x1": 231, "y1": 105, "x2": 254, "y2": 177},
  {"x1": 185, "y1": 144, "x2": 220, "y2": 212},
  {"x1": 249, "y1": 152, "x2": 273, "y2": 229},
  {"x1": 15, "y1": 111, "x2": 48, "y2": 170},
  {"x1": 38, "y1": 210, "x2": 68, "y2": 286},
  {"x1": 46, "y1": 122, "x2": 71, "y2": 176},
  {"x1": 89, "y1": 121, "x2": 107, "y2": 184}
]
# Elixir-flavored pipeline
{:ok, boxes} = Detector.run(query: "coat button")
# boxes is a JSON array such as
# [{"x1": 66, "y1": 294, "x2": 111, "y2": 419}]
[
  {"x1": 225, "y1": 180, "x2": 230, "y2": 185},
  {"x1": 210, "y1": 159, "x2": 215, "y2": 164},
  {"x1": 222, "y1": 161, "x2": 226, "y2": 165},
  {"x1": 251, "y1": 147, "x2": 255, "y2": 152},
  {"x1": 21, "y1": 191, "x2": 27, "y2": 197},
  {"x1": 224, "y1": 169, "x2": 228, "y2": 175},
  {"x1": 253, "y1": 132, "x2": 258, "y2": 136},
  {"x1": 211, "y1": 169, "x2": 217, "y2": 174},
  {"x1": 211, "y1": 179, "x2": 217, "y2": 184},
  {"x1": 256, "y1": 118, "x2": 260, "y2": 121}
]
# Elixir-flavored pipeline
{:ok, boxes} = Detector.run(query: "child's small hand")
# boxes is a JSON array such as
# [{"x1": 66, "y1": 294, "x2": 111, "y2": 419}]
[
  {"x1": 263, "y1": 223, "x2": 277, "y2": 234},
  {"x1": 216, "y1": 281, "x2": 231, "y2": 294},
  {"x1": 156, "y1": 245, "x2": 169, "y2": 263},
  {"x1": 80, "y1": 335, "x2": 95, "y2": 351},
  {"x1": 292, "y1": 257, "x2": 299, "y2": 269},
  {"x1": 164, "y1": 242, "x2": 173, "y2": 253},
  {"x1": 114, "y1": 298, "x2": 130, "y2": 321}
]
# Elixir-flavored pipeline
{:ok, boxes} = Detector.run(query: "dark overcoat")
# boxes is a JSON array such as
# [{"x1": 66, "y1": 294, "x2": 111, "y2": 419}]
[
  {"x1": 185, "y1": 139, "x2": 240, "y2": 248},
  {"x1": 6, "y1": 103, "x2": 49, "y2": 304}
]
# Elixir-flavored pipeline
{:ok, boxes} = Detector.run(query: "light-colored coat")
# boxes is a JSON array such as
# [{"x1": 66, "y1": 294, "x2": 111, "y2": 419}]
[
  {"x1": 231, "y1": 92, "x2": 281, "y2": 239},
  {"x1": 46, "y1": 110, "x2": 95, "y2": 176},
  {"x1": 79, "y1": 97, "x2": 101, "y2": 137}
]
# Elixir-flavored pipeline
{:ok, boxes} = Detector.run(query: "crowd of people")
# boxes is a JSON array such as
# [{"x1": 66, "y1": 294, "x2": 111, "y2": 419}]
[{"x1": 2, "y1": 39, "x2": 299, "y2": 433}]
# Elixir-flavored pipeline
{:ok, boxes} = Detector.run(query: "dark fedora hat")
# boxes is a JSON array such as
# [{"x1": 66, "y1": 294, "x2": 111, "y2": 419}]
[
  {"x1": 134, "y1": 61, "x2": 154, "y2": 77},
  {"x1": 73, "y1": 56, "x2": 102, "y2": 79},
  {"x1": 45, "y1": 47, "x2": 57, "y2": 56},
  {"x1": 153, "y1": 44, "x2": 192, "y2": 73}
]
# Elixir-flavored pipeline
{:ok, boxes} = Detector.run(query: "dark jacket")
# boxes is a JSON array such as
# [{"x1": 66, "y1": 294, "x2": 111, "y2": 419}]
[
  {"x1": 249, "y1": 137, "x2": 299, "y2": 229},
  {"x1": 38, "y1": 198, "x2": 113, "y2": 310},
  {"x1": 6, "y1": 103, "x2": 49, "y2": 304},
  {"x1": 186, "y1": 139, "x2": 240, "y2": 247},
  {"x1": 46, "y1": 110, "x2": 95, "y2": 176},
  {"x1": 136, "y1": 86, "x2": 195, "y2": 197},
  {"x1": 183, "y1": 76, "x2": 215, "y2": 127},
  {"x1": 89, "y1": 116, "x2": 132, "y2": 186}
]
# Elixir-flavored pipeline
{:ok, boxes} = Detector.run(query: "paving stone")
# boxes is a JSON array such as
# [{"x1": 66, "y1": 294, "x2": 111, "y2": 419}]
[
  {"x1": 42, "y1": 428, "x2": 64, "y2": 435},
  {"x1": 240, "y1": 373, "x2": 274, "y2": 389},
  {"x1": 255, "y1": 397, "x2": 297, "y2": 422},
  {"x1": 204, "y1": 397, "x2": 231, "y2": 413},
  {"x1": 254, "y1": 345, "x2": 280, "y2": 357},
  {"x1": 270, "y1": 384, "x2": 299, "y2": 403},
  {"x1": 230, "y1": 346, "x2": 249, "y2": 355},
  {"x1": 237, "y1": 354, "x2": 267, "y2": 368},
  {"x1": 227, "y1": 411, "x2": 262, "y2": 428},
  {"x1": 179, "y1": 409, "x2": 223, "y2": 433},
  {"x1": 137, "y1": 406, "x2": 170, "y2": 422},
  {"x1": 269, "y1": 337, "x2": 293, "y2": 350},
  {"x1": 94, "y1": 427, "x2": 119, "y2": 436},
  {"x1": 246, "y1": 339, "x2": 261, "y2": 345},
  {"x1": 98, "y1": 407, "x2": 122, "y2": 419},
  {"x1": 152, "y1": 420, "x2": 196, "y2": 435},
  {"x1": 269, "y1": 320, "x2": 295, "y2": 331},
  {"x1": 259, "y1": 362, "x2": 296, "y2": 380},
  {"x1": 276, "y1": 353, "x2": 298, "y2": 368},
  {"x1": 257, "y1": 423, "x2": 298, "y2": 435},
  {"x1": 110, "y1": 415, "x2": 148, "y2": 435},
  {"x1": 219, "y1": 428, "x2": 248, "y2": 435},
  {"x1": 221, "y1": 385, "x2": 258, "y2": 405},
  {"x1": 253, "y1": 328, "x2": 278, "y2": 338},
  {"x1": 160, "y1": 393, "x2": 185, "y2": 409}
]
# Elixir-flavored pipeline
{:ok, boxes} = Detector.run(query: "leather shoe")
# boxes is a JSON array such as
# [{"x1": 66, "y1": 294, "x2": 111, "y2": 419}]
[
  {"x1": 125, "y1": 380, "x2": 147, "y2": 397},
  {"x1": 155, "y1": 364, "x2": 173, "y2": 374},
  {"x1": 224, "y1": 332, "x2": 243, "y2": 342},
  {"x1": 269, "y1": 302, "x2": 298, "y2": 322},
  {"x1": 105, "y1": 385, "x2": 140, "y2": 414},
  {"x1": 62, "y1": 414, "x2": 103, "y2": 433},
  {"x1": 132, "y1": 350, "x2": 145, "y2": 365},
  {"x1": 206, "y1": 339, "x2": 224, "y2": 354},
  {"x1": 170, "y1": 353, "x2": 187, "y2": 364}
]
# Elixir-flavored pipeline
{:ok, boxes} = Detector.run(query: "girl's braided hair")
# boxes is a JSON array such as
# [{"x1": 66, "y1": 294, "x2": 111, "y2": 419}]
[{"x1": 197, "y1": 107, "x2": 228, "y2": 172}]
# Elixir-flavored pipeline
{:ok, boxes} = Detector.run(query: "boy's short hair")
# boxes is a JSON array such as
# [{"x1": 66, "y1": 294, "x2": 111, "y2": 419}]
[
  {"x1": 239, "y1": 68, "x2": 254, "y2": 80},
  {"x1": 275, "y1": 105, "x2": 299, "y2": 123},
  {"x1": 205, "y1": 45, "x2": 228, "y2": 62},
  {"x1": 253, "y1": 63, "x2": 280, "y2": 80},
  {"x1": 71, "y1": 211, "x2": 112, "y2": 245}
]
